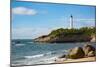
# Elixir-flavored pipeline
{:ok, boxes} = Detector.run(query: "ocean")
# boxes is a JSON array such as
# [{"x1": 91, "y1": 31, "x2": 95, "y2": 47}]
[{"x1": 11, "y1": 39, "x2": 96, "y2": 66}]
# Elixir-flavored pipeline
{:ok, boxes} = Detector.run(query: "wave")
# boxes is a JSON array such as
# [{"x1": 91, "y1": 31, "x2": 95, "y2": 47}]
[
  {"x1": 24, "y1": 54, "x2": 44, "y2": 59},
  {"x1": 11, "y1": 50, "x2": 68, "y2": 66},
  {"x1": 24, "y1": 50, "x2": 67, "y2": 59},
  {"x1": 24, "y1": 51, "x2": 57, "y2": 59},
  {"x1": 15, "y1": 44, "x2": 25, "y2": 46},
  {"x1": 27, "y1": 42, "x2": 34, "y2": 44},
  {"x1": 44, "y1": 51, "x2": 56, "y2": 56}
]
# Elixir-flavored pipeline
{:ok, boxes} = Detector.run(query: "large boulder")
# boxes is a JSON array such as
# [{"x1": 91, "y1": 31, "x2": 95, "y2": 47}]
[
  {"x1": 83, "y1": 44, "x2": 95, "y2": 57},
  {"x1": 67, "y1": 47, "x2": 85, "y2": 59}
]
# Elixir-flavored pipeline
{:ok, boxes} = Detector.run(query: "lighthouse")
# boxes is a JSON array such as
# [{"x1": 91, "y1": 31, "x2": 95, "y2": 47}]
[{"x1": 70, "y1": 15, "x2": 73, "y2": 29}]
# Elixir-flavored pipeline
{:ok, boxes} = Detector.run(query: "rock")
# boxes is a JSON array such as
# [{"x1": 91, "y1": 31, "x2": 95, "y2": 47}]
[
  {"x1": 67, "y1": 47, "x2": 85, "y2": 59},
  {"x1": 87, "y1": 51, "x2": 95, "y2": 57},
  {"x1": 83, "y1": 44, "x2": 95, "y2": 57},
  {"x1": 59, "y1": 55, "x2": 66, "y2": 58},
  {"x1": 91, "y1": 35, "x2": 96, "y2": 42}
]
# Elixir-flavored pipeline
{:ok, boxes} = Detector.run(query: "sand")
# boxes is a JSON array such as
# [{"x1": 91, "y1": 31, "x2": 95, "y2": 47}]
[{"x1": 55, "y1": 57, "x2": 96, "y2": 64}]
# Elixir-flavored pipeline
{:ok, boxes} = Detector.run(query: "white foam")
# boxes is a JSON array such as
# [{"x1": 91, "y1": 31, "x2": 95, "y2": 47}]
[
  {"x1": 24, "y1": 54, "x2": 44, "y2": 59},
  {"x1": 27, "y1": 42, "x2": 33, "y2": 44},
  {"x1": 12, "y1": 50, "x2": 68, "y2": 66},
  {"x1": 24, "y1": 51, "x2": 57, "y2": 59},
  {"x1": 44, "y1": 52, "x2": 54, "y2": 56},
  {"x1": 15, "y1": 44, "x2": 25, "y2": 46}
]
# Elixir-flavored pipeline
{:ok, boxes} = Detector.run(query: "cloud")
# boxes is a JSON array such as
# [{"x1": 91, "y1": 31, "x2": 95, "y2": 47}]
[
  {"x1": 12, "y1": 7, "x2": 37, "y2": 15},
  {"x1": 75, "y1": 18, "x2": 95, "y2": 22}
]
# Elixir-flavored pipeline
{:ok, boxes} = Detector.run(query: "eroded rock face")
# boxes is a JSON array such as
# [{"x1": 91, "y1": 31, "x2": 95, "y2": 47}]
[
  {"x1": 83, "y1": 44, "x2": 95, "y2": 57},
  {"x1": 67, "y1": 47, "x2": 85, "y2": 59}
]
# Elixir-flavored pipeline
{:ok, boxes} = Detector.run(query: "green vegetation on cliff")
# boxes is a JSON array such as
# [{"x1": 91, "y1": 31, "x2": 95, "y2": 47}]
[
  {"x1": 34, "y1": 27, "x2": 96, "y2": 43},
  {"x1": 49, "y1": 27, "x2": 95, "y2": 38}
]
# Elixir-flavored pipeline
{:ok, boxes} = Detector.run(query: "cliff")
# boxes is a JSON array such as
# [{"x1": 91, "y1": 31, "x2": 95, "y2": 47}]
[{"x1": 34, "y1": 27, "x2": 96, "y2": 43}]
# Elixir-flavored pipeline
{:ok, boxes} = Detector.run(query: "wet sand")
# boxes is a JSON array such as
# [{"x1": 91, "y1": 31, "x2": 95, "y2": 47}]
[{"x1": 55, "y1": 57, "x2": 96, "y2": 63}]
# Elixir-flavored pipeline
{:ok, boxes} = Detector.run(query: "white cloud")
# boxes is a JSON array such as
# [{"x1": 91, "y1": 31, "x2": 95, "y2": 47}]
[{"x1": 12, "y1": 7, "x2": 37, "y2": 15}]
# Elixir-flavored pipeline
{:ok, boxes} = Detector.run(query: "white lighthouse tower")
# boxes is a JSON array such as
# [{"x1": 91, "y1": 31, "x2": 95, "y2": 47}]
[{"x1": 70, "y1": 15, "x2": 73, "y2": 29}]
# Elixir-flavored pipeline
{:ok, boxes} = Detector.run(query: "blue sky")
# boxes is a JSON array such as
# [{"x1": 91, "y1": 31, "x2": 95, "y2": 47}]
[{"x1": 12, "y1": 1, "x2": 96, "y2": 39}]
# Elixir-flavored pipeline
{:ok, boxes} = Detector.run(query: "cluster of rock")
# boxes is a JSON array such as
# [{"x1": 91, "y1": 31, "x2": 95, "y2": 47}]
[{"x1": 60, "y1": 44, "x2": 96, "y2": 59}]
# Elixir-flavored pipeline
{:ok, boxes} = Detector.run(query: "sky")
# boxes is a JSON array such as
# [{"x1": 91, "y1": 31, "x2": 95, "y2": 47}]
[{"x1": 11, "y1": 1, "x2": 96, "y2": 39}]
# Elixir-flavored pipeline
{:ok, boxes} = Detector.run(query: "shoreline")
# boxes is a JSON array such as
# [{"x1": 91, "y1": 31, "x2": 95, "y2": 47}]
[
  {"x1": 55, "y1": 57, "x2": 96, "y2": 64},
  {"x1": 11, "y1": 57, "x2": 96, "y2": 67}
]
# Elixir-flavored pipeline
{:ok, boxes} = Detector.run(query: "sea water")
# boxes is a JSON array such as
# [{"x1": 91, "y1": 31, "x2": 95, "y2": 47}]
[{"x1": 11, "y1": 39, "x2": 96, "y2": 66}]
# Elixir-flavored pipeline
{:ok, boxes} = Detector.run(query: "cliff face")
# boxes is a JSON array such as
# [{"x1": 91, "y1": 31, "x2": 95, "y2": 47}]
[
  {"x1": 34, "y1": 27, "x2": 96, "y2": 43},
  {"x1": 34, "y1": 36, "x2": 51, "y2": 42},
  {"x1": 34, "y1": 35, "x2": 92, "y2": 43}
]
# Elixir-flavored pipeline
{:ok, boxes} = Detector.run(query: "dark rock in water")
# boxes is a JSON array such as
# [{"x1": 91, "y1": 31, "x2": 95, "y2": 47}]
[
  {"x1": 59, "y1": 55, "x2": 66, "y2": 58},
  {"x1": 15, "y1": 41, "x2": 21, "y2": 44},
  {"x1": 87, "y1": 51, "x2": 95, "y2": 57},
  {"x1": 67, "y1": 47, "x2": 85, "y2": 59},
  {"x1": 83, "y1": 44, "x2": 95, "y2": 57}
]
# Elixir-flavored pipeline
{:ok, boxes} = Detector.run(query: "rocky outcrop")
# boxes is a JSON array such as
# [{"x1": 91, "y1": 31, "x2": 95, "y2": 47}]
[
  {"x1": 34, "y1": 27, "x2": 95, "y2": 43},
  {"x1": 34, "y1": 35, "x2": 51, "y2": 42},
  {"x1": 34, "y1": 35, "x2": 92, "y2": 43},
  {"x1": 67, "y1": 47, "x2": 85, "y2": 59}
]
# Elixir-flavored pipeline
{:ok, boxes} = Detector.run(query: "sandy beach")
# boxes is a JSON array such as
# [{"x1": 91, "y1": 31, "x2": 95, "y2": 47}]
[{"x1": 55, "y1": 57, "x2": 96, "y2": 64}]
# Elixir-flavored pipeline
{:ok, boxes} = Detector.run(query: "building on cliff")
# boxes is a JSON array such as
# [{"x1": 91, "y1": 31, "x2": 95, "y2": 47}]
[{"x1": 69, "y1": 15, "x2": 73, "y2": 29}]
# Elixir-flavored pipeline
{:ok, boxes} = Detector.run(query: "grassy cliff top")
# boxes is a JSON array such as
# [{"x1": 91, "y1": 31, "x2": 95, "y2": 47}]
[{"x1": 48, "y1": 27, "x2": 96, "y2": 37}]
